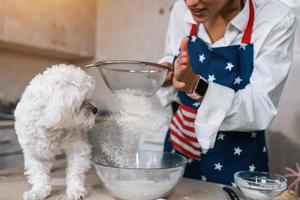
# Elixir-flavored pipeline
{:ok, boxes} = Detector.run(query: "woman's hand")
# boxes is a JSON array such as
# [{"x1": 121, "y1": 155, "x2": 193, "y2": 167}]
[
  {"x1": 161, "y1": 62, "x2": 174, "y2": 87},
  {"x1": 173, "y1": 37, "x2": 200, "y2": 94}
]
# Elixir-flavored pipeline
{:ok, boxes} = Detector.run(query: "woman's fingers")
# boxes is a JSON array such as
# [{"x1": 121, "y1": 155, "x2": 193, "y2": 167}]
[
  {"x1": 166, "y1": 71, "x2": 173, "y2": 80},
  {"x1": 162, "y1": 71, "x2": 174, "y2": 87},
  {"x1": 174, "y1": 53, "x2": 188, "y2": 71},
  {"x1": 179, "y1": 56, "x2": 189, "y2": 65},
  {"x1": 180, "y1": 37, "x2": 189, "y2": 53},
  {"x1": 174, "y1": 64, "x2": 188, "y2": 81},
  {"x1": 160, "y1": 62, "x2": 174, "y2": 87},
  {"x1": 173, "y1": 78, "x2": 186, "y2": 90},
  {"x1": 181, "y1": 51, "x2": 188, "y2": 58},
  {"x1": 172, "y1": 37, "x2": 194, "y2": 91},
  {"x1": 174, "y1": 50, "x2": 188, "y2": 69}
]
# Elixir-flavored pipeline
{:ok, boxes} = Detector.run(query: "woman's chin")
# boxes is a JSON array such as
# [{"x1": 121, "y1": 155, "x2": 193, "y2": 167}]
[{"x1": 192, "y1": 15, "x2": 209, "y2": 24}]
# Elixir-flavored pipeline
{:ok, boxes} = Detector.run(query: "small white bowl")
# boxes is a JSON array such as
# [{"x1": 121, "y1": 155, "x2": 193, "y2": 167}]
[{"x1": 234, "y1": 171, "x2": 287, "y2": 200}]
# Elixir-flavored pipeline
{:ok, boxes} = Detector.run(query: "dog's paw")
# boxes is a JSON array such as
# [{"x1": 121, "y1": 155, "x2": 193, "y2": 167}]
[
  {"x1": 66, "y1": 185, "x2": 88, "y2": 200},
  {"x1": 23, "y1": 186, "x2": 51, "y2": 200}
]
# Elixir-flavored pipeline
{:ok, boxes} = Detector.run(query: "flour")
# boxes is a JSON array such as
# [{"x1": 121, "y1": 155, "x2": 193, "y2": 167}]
[
  {"x1": 240, "y1": 187, "x2": 269, "y2": 200},
  {"x1": 95, "y1": 166, "x2": 182, "y2": 200},
  {"x1": 96, "y1": 89, "x2": 170, "y2": 167},
  {"x1": 239, "y1": 183, "x2": 286, "y2": 200},
  {"x1": 103, "y1": 179, "x2": 176, "y2": 200}
]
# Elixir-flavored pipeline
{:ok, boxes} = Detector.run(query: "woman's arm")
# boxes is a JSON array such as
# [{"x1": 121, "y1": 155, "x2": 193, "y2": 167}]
[{"x1": 194, "y1": 11, "x2": 297, "y2": 149}]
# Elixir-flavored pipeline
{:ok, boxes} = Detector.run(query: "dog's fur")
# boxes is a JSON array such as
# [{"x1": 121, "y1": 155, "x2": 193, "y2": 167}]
[{"x1": 14, "y1": 64, "x2": 96, "y2": 200}]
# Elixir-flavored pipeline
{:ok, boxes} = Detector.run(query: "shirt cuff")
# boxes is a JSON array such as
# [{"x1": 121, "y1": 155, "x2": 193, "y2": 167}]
[
  {"x1": 194, "y1": 82, "x2": 235, "y2": 149},
  {"x1": 158, "y1": 56, "x2": 174, "y2": 65},
  {"x1": 156, "y1": 86, "x2": 178, "y2": 106}
]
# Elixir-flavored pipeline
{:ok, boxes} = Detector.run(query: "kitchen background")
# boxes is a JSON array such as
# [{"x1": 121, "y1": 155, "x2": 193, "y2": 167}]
[{"x1": 0, "y1": 0, "x2": 299, "y2": 189}]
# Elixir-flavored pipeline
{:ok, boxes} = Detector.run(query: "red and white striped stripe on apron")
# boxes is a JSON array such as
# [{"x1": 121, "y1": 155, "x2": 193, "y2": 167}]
[{"x1": 169, "y1": 104, "x2": 202, "y2": 160}]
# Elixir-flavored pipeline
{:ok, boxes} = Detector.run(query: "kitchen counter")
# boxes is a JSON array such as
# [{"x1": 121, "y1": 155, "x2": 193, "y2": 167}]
[{"x1": 0, "y1": 160, "x2": 244, "y2": 200}]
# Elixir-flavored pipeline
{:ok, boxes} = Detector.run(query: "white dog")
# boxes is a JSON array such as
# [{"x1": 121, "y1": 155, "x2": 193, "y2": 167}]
[{"x1": 14, "y1": 64, "x2": 97, "y2": 200}]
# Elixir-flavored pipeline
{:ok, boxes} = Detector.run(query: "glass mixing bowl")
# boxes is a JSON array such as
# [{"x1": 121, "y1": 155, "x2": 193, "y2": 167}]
[
  {"x1": 93, "y1": 151, "x2": 187, "y2": 200},
  {"x1": 86, "y1": 60, "x2": 171, "y2": 96},
  {"x1": 234, "y1": 171, "x2": 287, "y2": 200}
]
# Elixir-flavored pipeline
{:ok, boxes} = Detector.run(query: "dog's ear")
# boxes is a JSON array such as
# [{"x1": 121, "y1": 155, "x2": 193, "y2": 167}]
[
  {"x1": 41, "y1": 83, "x2": 81, "y2": 129},
  {"x1": 41, "y1": 78, "x2": 95, "y2": 129},
  {"x1": 39, "y1": 65, "x2": 95, "y2": 130},
  {"x1": 41, "y1": 85, "x2": 71, "y2": 129}
]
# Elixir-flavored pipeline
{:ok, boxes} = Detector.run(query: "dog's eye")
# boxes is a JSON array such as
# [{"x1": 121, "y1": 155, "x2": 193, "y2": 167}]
[
  {"x1": 81, "y1": 100, "x2": 92, "y2": 108},
  {"x1": 81, "y1": 101, "x2": 87, "y2": 108}
]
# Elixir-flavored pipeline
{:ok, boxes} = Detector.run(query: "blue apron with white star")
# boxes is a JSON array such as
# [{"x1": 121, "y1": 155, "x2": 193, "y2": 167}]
[{"x1": 164, "y1": 0, "x2": 268, "y2": 186}]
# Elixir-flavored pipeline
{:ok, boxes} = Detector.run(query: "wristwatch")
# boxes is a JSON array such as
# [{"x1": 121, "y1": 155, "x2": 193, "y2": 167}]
[{"x1": 186, "y1": 76, "x2": 208, "y2": 100}]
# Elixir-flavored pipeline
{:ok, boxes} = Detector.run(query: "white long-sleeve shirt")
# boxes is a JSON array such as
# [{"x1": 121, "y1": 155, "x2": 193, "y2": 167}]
[{"x1": 157, "y1": 0, "x2": 297, "y2": 149}]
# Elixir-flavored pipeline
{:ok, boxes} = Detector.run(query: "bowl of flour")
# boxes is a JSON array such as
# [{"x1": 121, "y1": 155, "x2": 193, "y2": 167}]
[{"x1": 93, "y1": 151, "x2": 187, "y2": 200}]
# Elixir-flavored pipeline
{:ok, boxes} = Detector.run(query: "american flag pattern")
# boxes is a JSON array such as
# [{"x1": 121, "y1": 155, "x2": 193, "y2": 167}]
[
  {"x1": 165, "y1": 0, "x2": 269, "y2": 185},
  {"x1": 169, "y1": 104, "x2": 201, "y2": 160},
  {"x1": 170, "y1": 0, "x2": 255, "y2": 161}
]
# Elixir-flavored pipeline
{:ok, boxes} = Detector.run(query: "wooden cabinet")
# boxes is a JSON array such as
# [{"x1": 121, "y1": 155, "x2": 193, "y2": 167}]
[
  {"x1": 0, "y1": 0, "x2": 96, "y2": 60},
  {"x1": 0, "y1": 1, "x2": 4, "y2": 36}
]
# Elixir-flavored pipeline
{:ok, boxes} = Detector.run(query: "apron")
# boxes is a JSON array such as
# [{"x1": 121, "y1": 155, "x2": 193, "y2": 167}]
[{"x1": 164, "y1": 0, "x2": 268, "y2": 185}]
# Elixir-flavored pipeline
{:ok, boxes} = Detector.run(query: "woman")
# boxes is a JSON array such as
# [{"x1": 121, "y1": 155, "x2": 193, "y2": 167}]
[{"x1": 158, "y1": 0, "x2": 297, "y2": 185}]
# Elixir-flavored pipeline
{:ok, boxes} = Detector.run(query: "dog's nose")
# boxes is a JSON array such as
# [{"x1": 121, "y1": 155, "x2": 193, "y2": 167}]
[{"x1": 92, "y1": 107, "x2": 98, "y2": 115}]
